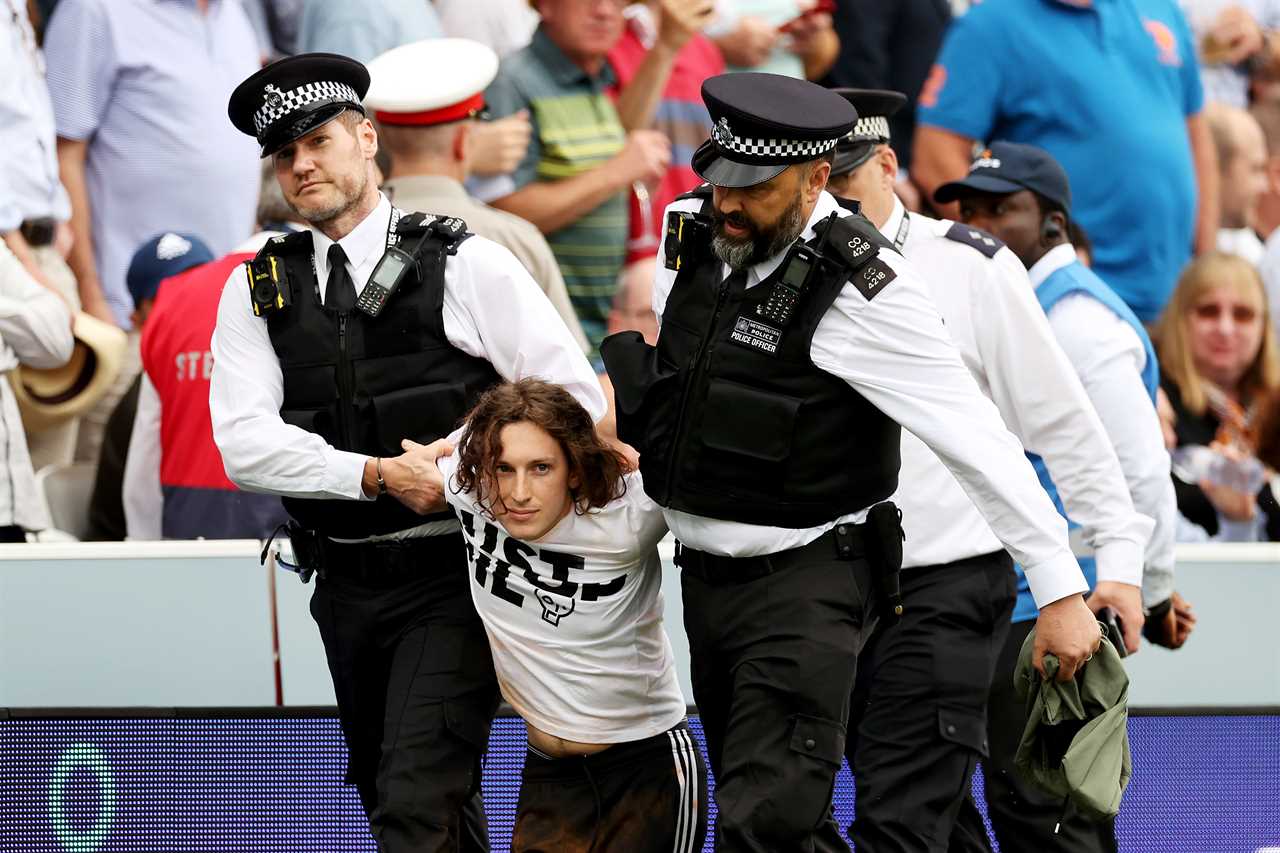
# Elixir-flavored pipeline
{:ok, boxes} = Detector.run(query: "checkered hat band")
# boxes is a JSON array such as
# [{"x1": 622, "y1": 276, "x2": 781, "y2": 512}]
[
  {"x1": 712, "y1": 124, "x2": 838, "y2": 160},
  {"x1": 847, "y1": 116, "x2": 890, "y2": 143},
  {"x1": 253, "y1": 81, "x2": 361, "y2": 135}
]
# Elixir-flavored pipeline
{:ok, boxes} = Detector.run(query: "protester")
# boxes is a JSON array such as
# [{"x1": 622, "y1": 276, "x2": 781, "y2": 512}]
[{"x1": 422, "y1": 379, "x2": 706, "y2": 852}]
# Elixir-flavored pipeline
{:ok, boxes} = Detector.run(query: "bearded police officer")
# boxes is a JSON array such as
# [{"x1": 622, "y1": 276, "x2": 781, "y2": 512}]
[
  {"x1": 213, "y1": 53, "x2": 603, "y2": 852},
  {"x1": 827, "y1": 90, "x2": 1154, "y2": 852},
  {"x1": 601, "y1": 72, "x2": 1103, "y2": 853}
]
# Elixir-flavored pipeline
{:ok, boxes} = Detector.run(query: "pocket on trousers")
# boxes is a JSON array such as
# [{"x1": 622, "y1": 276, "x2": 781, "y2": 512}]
[
  {"x1": 444, "y1": 699, "x2": 493, "y2": 753},
  {"x1": 788, "y1": 714, "x2": 846, "y2": 766},
  {"x1": 937, "y1": 705, "x2": 988, "y2": 758}
]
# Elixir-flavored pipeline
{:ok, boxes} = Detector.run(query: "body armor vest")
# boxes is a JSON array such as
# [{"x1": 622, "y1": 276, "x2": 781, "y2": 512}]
[
  {"x1": 602, "y1": 189, "x2": 901, "y2": 528},
  {"x1": 254, "y1": 213, "x2": 500, "y2": 538}
]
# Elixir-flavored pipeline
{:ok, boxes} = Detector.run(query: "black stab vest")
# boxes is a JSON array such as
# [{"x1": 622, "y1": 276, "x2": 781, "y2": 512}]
[
  {"x1": 257, "y1": 214, "x2": 500, "y2": 537},
  {"x1": 601, "y1": 190, "x2": 901, "y2": 528}
]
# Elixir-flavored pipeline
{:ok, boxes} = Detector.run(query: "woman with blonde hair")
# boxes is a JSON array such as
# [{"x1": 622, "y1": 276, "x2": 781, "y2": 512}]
[{"x1": 1155, "y1": 251, "x2": 1280, "y2": 540}]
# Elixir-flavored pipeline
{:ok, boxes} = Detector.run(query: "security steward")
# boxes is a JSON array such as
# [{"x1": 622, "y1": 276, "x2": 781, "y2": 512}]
[
  {"x1": 827, "y1": 90, "x2": 1151, "y2": 852},
  {"x1": 214, "y1": 53, "x2": 604, "y2": 852},
  {"x1": 601, "y1": 72, "x2": 1104, "y2": 853}
]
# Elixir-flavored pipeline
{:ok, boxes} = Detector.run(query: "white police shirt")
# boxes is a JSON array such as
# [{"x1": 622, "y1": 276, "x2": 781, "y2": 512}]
[
  {"x1": 438, "y1": 454, "x2": 687, "y2": 744},
  {"x1": 653, "y1": 190, "x2": 1087, "y2": 609},
  {"x1": 1028, "y1": 242, "x2": 1177, "y2": 606},
  {"x1": 884, "y1": 200, "x2": 1155, "y2": 600},
  {"x1": 210, "y1": 194, "x2": 605, "y2": 539}
]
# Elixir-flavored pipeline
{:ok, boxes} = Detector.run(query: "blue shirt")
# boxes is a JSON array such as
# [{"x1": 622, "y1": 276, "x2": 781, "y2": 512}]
[
  {"x1": 43, "y1": 0, "x2": 261, "y2": 328},
  {"x1": 919, "y1": 0, "x2": 1204, "y2": 323},
  {"x1": 296, "y1": 0, "x2": 443, "y2": 63}
]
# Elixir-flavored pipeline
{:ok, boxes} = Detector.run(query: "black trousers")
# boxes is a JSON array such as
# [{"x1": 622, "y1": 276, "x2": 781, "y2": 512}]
[
  {"x1": 512, "y1": 721, "x2": 708, "y2": 853},
  {"x1": 846, "y1": 551, "x2": 1015, "y2": 853},
  {"x1": 952, "y1": 619, "x2": 1118, "y2": 853},
  {"x1": 309, "y1": 532, "x2": 500, "y2": 853},
  {"x1": 682, "y1": 534, "x2": 879, "y2": 853}
]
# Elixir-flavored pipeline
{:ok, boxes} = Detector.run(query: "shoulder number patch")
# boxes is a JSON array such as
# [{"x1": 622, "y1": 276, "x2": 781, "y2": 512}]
[
  {"x1": 851, "y1": 257, "x2": 896, "y2": 301},
  {"x1": 943, "y1": 222, "x2": 1004, "y2": 258}
]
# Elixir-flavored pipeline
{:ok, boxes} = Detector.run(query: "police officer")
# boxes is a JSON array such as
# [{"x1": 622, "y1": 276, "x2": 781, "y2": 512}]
[
  {"x1": 601, "y1": 72, "x2": 1103, "y2": 853},
  {"x1": 827, "y1": 91, "x2": 1154, "y2": 852},
  {"x1": 213, "y1": 53, "x2": 604, "y2": 852}
]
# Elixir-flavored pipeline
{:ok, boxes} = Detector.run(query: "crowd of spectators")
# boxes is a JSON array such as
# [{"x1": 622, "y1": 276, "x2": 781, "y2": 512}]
[{"x1": 0, "y1": 0, "x2": 1278, "y2": 548}]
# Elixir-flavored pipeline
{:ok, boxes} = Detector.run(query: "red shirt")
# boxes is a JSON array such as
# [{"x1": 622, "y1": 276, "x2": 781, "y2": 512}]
[
  {"x1": 608, "y1": 25, "x2": 725, "y2": 264},
  {"x1": 141, "y1": 253, "x2": 253, "y2": 491}
]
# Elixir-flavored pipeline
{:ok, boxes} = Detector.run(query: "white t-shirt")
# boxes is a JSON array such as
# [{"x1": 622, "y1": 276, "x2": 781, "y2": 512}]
[{"x1": 439, "y1": 457, "x2": 686, "y2": 743}]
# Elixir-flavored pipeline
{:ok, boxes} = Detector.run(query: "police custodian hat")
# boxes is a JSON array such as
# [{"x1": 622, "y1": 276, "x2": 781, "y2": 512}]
[
  {"x1": 830, "y1": 89, "x2": 908, "y2": 178},
  {"x1": 692, "y1": 73, "x2": 858, "y2": 188},
  {"x1": 228, "y1": 53, "x2": 370, "y2": 157}
]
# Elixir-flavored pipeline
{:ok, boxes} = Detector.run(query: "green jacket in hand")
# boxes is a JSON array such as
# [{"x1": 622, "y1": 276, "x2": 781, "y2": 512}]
[{"x1": 1014, "y1": 625, "x2": 1132, "y2": 820}]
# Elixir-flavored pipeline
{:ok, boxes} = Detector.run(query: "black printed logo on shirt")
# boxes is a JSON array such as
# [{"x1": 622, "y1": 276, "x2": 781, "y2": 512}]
[
  {"x1": 729, "y1": 315, "x2": 783, "y2": 355},
  {"x1": 850, "y1": 258, "x2": 896, "y2": 302},
  {"x1": 457, "y1": 509, "x2": 626, "y2": 628}
]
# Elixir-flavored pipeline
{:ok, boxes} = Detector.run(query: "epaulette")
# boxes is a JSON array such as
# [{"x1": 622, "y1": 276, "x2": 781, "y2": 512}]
[
  {"x1": 943, "y1": 222, "x2": 1004, "y2": 258},
  {"x1": 397, "y1": 212, "x2": 473, "y2": 254},
  {"x1": 824, "y1": 212, "x2": 897, "y2": 303},
  {"x1": 254, "y1": 228, "x2": 313, "y2": 259},
  {"x1": 675, "y1": 183, "x2": 713, "y2": 202}
]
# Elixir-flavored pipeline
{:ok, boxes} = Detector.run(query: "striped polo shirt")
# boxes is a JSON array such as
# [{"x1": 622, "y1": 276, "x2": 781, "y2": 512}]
[{"x1": 486, "y1": 26, "x2": 628, "y2": 360}]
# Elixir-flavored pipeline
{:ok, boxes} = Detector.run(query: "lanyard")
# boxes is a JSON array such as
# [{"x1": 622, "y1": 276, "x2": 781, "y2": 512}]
[{"x1": 892, "y1": 211, "x2": 911, "y2": 253}]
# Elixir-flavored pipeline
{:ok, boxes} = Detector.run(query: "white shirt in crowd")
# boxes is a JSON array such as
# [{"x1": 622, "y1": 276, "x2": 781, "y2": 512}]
[
  {"x1": 435, "y1": 0, "x2": 538, "y2": 58},
  {"x1": 884, "y1": 202, "x2": 1154, "y2": 597},
  {"x1": 210, "y1": 194, "x2": 605, "y2": 538},
  {"x1": 0, "y1": 0, "x2": 70, "y2": 231},
  {"x1": 439, "y1": 453, "x2": 687, "y2": 743},
  {"x1": 1217, "y1": 226, "x2": 1265, "y2": 265},
  {"x1": 0, "y1": 242, "x2": 74, "y2": 530},
  {"x1": 652, "y1": 191, "x2": 1087, "y2": 610},
  {"x1": 1179, "y1": 0, "x2": 1280, "y2": 108},
  {"x1": 1257, "y1": 229, "x2": 1280, "y2": 339}
]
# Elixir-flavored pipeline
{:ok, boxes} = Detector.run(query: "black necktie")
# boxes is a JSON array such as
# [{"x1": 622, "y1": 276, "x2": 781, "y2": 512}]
[{"x1": 324, "y1": 243, "x2": 355, "y2": 312}]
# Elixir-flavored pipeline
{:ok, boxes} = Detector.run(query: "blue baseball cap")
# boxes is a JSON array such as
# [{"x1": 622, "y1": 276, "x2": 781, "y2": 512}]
[
  {"x1": 933, "y1": 141, "x2": 1072, "y2": 213},
  {"x1": 126, "y1": 232, "x2": 215, "y2": 306}
]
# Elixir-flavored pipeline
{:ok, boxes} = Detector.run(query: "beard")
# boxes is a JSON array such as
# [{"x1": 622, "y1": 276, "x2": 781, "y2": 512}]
[
  {"x1": 711, "y1": 193, "x2": 808, "y2": 271},
  {"x1": 287, "y1": 164, "x2": 369, "y2": 227}
]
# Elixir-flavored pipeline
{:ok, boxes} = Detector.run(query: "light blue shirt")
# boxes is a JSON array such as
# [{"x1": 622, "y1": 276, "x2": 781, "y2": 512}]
[
  {"x1": 0, "y1": 1, "x2": 71, "y2": 231},
  {"x1": 920, "y1": 0, "x2": 1204, "y2": 323},
  {"x1": 296, "y1": 0, "x2": 443, "y2": 63},
  {"x1": 43, "y1": 0, "x2": 261, "y2": 327}
]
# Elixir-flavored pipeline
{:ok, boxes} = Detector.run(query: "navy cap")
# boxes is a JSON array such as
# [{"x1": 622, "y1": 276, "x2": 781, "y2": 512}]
[
  {"x1": 692, "y1": 73, "x2": 858, "y2": 188},
  {"x1": 126, "y1": 232, "x2": 214, "y2": 306},
  {"x1": 229, "y1": 53, "x2": 370, "y2": 157},
  {"x1": 830, "y1": 89, "x2": 907, "y2": 177},
  {"x1": 933, "y1": 141, "x2": 1072, "y2": 212}
]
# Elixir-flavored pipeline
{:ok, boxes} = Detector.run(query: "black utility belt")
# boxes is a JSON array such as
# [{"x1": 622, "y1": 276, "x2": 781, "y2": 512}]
[
  {"x1": 674, "y1": 523, "x2": 868, "y2": 586},
  {"x1": 287, "y1": 523, "x2": 464, "y2": 585}
]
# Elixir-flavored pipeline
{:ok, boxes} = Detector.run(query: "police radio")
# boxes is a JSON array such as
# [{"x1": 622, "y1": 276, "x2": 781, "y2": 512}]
[
  {"x1": 356, "y1": 245, "x2": 415, "y2": 318},
  {"x1": 247, "y1": 255, "x2": 292, "y2": 317},
  {"x1": 757, "y1": 243, "x2": 820, "y2": 326}
]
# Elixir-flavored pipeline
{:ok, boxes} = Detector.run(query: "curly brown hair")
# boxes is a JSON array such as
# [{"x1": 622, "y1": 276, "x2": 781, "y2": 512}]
[{"x1": 453, "y1": 379, "x2": 628, "y2": 519}]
